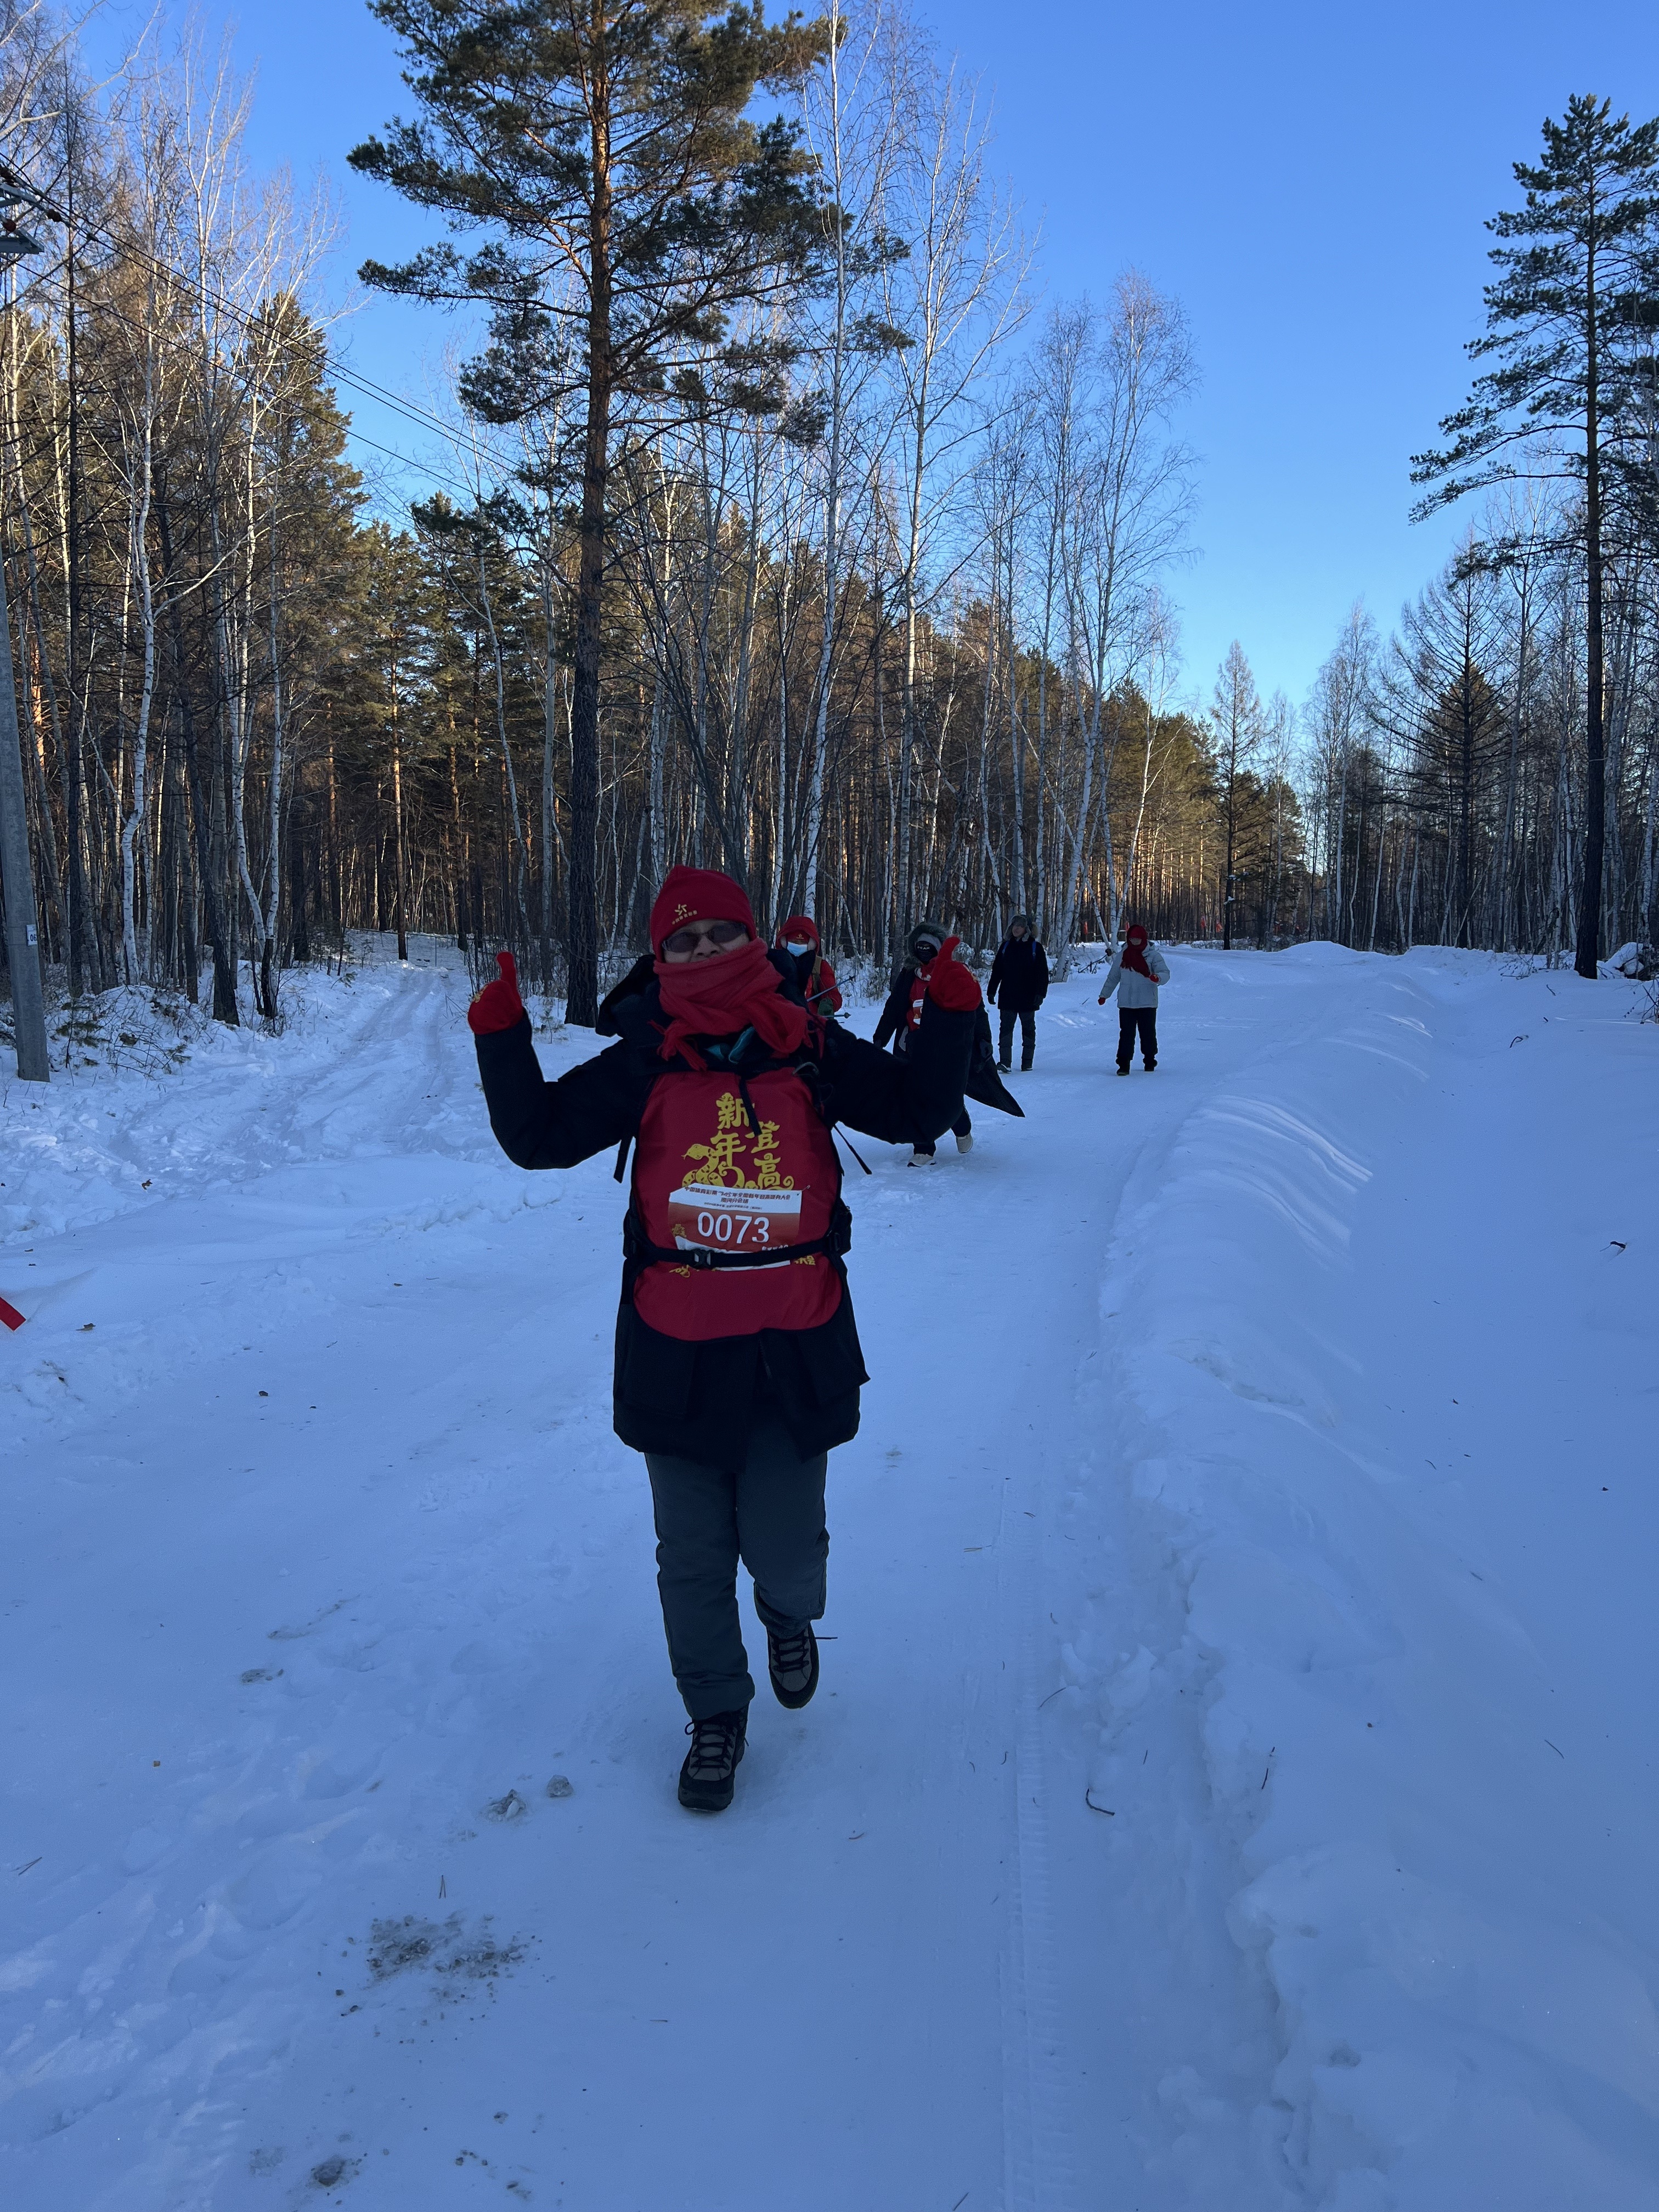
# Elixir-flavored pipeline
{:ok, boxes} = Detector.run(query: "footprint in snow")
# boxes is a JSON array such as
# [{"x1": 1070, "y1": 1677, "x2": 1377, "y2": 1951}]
[
  {"x1": 121, "y1": 1825, "x2": 171, "y2": 1874},
  {"x1": 308, "y1": 2152, "x2": 362, "y2": 2190}
]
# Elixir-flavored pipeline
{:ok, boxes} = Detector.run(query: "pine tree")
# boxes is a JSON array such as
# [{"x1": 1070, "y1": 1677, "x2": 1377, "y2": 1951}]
[
  {"x1": 1412, "y1": 95, "x2": 1659, "y2": 977},
  {"x1": 349, "y1": 0, "x2": 831, "y2": 1022}
]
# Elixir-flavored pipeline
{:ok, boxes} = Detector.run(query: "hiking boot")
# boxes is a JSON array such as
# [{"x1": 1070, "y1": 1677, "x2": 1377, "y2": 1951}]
[
  {"x1": 955, "y1": 1130, "x2": 974, "y2": 1154},
  {"x1": 1115, "y1": 1066, "x2": 1131, "y2": 1077},
  {"x1": 767, "y1": 1621, "x2": 819, "y2": 1709},
  {"x1": 996, "y1": 1059, "x2": 1012, "y2": 1073},
  {"x1": 678, "y1": 1708, "x2": 747, "y2": 1813},
  {"x1": 908, "y1": 1147, "x2": 936, "y2": 1166},
  {"x1": 1144, "y1": 1060, "x2": 1156, "y2": 1071}
]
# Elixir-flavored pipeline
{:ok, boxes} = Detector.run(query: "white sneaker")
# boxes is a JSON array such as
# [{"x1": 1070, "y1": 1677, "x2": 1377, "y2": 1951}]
[
  {"x1": 907, "y1": 1147, "x2": 935, "y2": 1167},
  {"x1": 955, "y1": 1131, "x2": 974, "y2": 1154}
]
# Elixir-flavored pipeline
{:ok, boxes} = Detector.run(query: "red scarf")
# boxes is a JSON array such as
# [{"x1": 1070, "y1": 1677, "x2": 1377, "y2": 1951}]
[
  {"x1": 1122, "y1": 930, "x2": 1154, "y2": 980},
  {"x1": 654, "y1": 938, "x2": 809, "y2": 1069}
]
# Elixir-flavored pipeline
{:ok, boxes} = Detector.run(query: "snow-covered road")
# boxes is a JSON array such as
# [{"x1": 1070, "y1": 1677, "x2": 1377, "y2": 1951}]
[{"x1": 4, "y1": 944, "x2": 1657, "y2": 2211}]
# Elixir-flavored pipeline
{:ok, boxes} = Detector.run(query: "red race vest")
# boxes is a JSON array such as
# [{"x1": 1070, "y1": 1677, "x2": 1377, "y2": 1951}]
[{"x1": 630, "y1": 1064, "x2": 844, "y2": 1342}]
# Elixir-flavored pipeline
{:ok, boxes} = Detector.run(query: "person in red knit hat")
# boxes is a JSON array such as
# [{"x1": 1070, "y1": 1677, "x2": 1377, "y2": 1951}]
[
  {"x1": 774, "y1": 914, "x2": 843, "y2": 1015},
  {"x1": 467, "y1": 865, "x2": 1021, "y2": 1814}
]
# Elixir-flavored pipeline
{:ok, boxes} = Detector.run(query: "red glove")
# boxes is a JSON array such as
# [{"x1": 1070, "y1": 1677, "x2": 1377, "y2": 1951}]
[
  {"x1": 923, "y1": 935, "x2": 982, "y2": 1013},
  {"x1": 467, "y1": 951, "x2": 526, "y2": 1035}
]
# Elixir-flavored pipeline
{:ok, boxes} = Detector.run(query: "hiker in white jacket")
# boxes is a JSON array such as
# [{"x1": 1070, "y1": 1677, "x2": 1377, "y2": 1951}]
[{"x1": 1098, "y1": 923, "x2": 1170, "y2": 1074}]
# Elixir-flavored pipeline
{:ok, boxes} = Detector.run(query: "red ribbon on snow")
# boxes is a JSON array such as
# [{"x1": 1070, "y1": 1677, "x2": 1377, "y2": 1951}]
[{"x1": 0, "y1": 1294, "x2": 25, "y2": 1331}]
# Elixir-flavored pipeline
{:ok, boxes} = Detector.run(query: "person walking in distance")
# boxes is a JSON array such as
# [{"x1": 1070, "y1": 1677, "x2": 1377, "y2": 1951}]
[
  {"x1": 774, "y1": 913, "x2": 843, "y2": 1016},
  {"x1": 467, "y1": 867, "x2": 986, "y2": 1814},
  {"x1": 1098, "y1": 922, "x2": 1170, "y2": 1074},
  {"x1": 987, "y1": 913, "x2": 1049, "y2": 1072}
]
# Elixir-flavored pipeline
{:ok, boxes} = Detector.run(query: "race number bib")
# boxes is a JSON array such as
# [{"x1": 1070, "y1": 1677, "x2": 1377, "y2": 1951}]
[{"x1": 666, "y1": 1181, "x2": 803, "y2": 1259}]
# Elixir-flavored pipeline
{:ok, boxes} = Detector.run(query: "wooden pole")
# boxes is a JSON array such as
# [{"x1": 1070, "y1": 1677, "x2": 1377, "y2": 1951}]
[{"x1": 0, "y1": 539, "x2": 48, "y2": 1078}]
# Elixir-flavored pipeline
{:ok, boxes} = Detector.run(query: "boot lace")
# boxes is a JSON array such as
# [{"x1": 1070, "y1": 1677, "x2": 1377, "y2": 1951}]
[
  {"x1": 684, "y1": 1712, "x2": 742, "y2": 1778},
  {"x1": 769, "y1": 1624, "x2": 814, "y2": 1681}
]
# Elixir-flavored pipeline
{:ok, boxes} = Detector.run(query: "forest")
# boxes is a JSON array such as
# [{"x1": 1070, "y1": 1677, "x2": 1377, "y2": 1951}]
[{"x1": 1, "y1": 2, "x2": 1656, "y2": 1043}]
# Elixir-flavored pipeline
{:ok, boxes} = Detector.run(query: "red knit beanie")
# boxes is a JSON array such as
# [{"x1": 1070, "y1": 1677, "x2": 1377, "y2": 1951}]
[
  {"x1": 648, "y1": 866, "x2": 756, "y2": 953},
  {"x1": 1126, "y1": 923, "x2": 1148, "y2": 946},
  {"x1": 775, "y1": 914, "x2": 820, "y2": 949}
]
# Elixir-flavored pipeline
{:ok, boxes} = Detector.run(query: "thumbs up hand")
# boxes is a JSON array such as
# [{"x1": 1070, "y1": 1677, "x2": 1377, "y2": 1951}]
[{"x1": 467, "y1": 951, "x2": 526, "y2": 1036}]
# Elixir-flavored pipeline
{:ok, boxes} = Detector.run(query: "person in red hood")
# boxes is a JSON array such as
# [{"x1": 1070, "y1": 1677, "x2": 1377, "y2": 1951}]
[
  {"x1": 773, "y1": 915, "x2": 843, "y2": 1015},
  {"x1": 466, "y1": 866, "x2": 1019, "y2": 1815},
  {"x1": 873, "y1": 919, "x2": 1017, "y2": 1163}
]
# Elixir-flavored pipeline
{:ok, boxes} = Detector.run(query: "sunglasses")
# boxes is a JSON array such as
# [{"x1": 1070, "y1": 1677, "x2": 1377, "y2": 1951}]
[{"x1": 662, "y1": 918, "x2": 748, "y2": 956}]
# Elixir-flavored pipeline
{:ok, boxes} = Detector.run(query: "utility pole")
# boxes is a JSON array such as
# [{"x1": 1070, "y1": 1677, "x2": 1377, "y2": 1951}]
[
  {"x1": 0, "y1": 173, "x2": 52, "y2": 1081},
  {"x1": 0, "y1": 534, "x2": 47, "y2": 1077}
]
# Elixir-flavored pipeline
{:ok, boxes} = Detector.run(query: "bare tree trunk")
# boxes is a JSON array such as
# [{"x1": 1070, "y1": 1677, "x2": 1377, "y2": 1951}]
[
  {"x1": 1576, "y1": 256, "x2": 1606, "y2": 978},
  {"x1": 119, "y1": 373, "x2": 156, "y2": 985},
  {"x1": 566, "y1": 76, "x2": 614, "y2": 1026},
  {"x1": 157, "y1": 487, "x2": 238, "y2": 1023}
]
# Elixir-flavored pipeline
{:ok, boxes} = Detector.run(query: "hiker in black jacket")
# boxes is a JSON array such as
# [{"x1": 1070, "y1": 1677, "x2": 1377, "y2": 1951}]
[
  {"x1": 468, "y1": 867, "x2": 1021, "y2": 1814},
  {"x1": 987, "y1": 915, "x2": 1049, "y2": 1072}
]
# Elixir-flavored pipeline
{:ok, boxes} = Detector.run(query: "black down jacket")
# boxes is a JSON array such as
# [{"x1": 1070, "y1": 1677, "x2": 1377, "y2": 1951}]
[
  {"x1": 872, "y1": 960, "x2": 1024, "y2": 1116},
  {"x1": 988, "y1": 935, "x2": 1049, "y2": 1012}
]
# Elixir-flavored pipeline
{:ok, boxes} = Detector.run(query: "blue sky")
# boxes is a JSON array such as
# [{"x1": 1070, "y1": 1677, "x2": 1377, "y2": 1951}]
[{"x1": 87, "y1": 0, "x2": 1659, "y2": 709}]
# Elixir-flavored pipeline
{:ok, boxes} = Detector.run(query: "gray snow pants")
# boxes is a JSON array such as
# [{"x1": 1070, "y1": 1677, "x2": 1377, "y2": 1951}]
[{"x1": 643, "y1": 1407, "x2": 829, "y2": 1719}]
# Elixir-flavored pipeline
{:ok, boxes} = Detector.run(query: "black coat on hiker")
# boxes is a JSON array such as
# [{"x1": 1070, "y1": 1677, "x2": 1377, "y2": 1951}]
[
  {"x1": 872, "y1": 958, "x2": 1018, "y2": 1116},
  {"x1": 475, "y1": 951, "x2": 1019, "y2": 1473},
  {"x1": 988, "y1": 935, "x2": 1049, "y2": 1012}
]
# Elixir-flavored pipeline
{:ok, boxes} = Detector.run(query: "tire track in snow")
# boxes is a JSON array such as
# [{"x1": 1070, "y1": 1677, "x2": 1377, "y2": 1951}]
[{"x1": 1001, "y1": 1491, "x2": 1079, "y2": 2212}]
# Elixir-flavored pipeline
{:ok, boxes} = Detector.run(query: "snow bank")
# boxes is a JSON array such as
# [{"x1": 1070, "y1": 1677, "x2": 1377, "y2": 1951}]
[
  {"x1": 1085, "y1": 948, "x2": 1659, "y2": 2207},
  {"x1": 0, "y1": 941, "x2": 578, "y2": 1246},
  {"x1": 1604, "y1": 940, "x2": 1659, "y2": 981}
]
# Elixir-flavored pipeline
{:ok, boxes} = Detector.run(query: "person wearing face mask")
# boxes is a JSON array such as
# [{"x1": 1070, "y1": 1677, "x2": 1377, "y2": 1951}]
[
  {"x1": 466, "y1": 866, "x2": 1005, "y2": 1815},
  {"x1": 773, "y1": 913, "x2": 843, "y2": 1016},
  {"x1": 1097, "y1": 922, "x2": 1171, "y2": 1073},
  {"x1": 873, "y1": 921, "x2": 1017, "y2": 1164},
  {"x1": 987, "y1": 913, "x2": 1048, "y2": 1073}
]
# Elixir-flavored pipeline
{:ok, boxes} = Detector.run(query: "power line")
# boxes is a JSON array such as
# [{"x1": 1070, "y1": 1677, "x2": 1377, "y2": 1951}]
[
  {"x1": 5, "y1": 247, "x2": 485, "y2": 508},
  {"x1": 0, "y1": 149, "x2": 520, "y2": 501},
  {"x1": 345, "y1": 422, "x2": 482, "y2": 495},
  {"x1": 45, "y1": 207, "x2": 506, "y2": 503}
]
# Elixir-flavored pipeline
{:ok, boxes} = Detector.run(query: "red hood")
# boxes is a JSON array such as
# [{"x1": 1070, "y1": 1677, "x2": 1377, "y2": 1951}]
[{"x1": 775, "y1": 915, "x2": 821, "y2": 950}]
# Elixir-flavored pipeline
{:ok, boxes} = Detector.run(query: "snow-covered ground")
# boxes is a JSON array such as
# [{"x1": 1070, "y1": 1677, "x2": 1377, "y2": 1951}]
[{"x1": 3, "y1": 939, "x2": 1657, "y2": 2211}]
